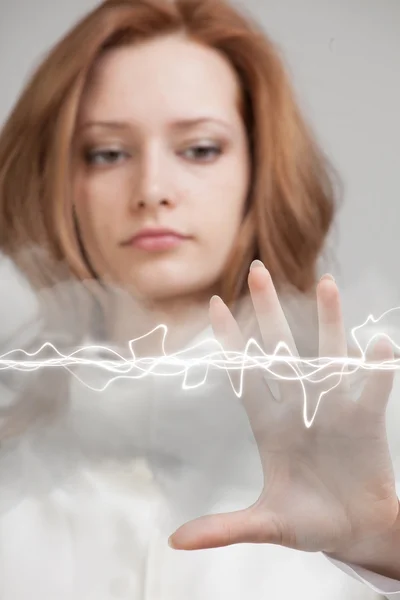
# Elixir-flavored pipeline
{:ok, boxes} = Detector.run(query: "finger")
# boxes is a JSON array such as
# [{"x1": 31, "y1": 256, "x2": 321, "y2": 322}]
[
  {"x1": 168, "y1": 507, "x2": 281, "y2": 550},
  {"x1": 209, "y1": 295, "x2": 276, "y2": 408},
  {"x1": 209, "y1": 295, "x2": 243, "y2": 350},
  {"x1": 248, "y1": 263, "x2": 298, "y2": 356},
  {"x1": 209, "y1": 295, "x2": 244, "y2": 394},
  {"x1": 358, "y1": 336, "x2": 395, "y2": 415},
  {"x1": 317, "y1": 275, "x2": 347, "y2": 358},
  {"x1": 248, "y1": 263, "x2": 302, "y2": 403},
  {"x1": 317, "y1": 275, "x2": 349, "y2": 394}
]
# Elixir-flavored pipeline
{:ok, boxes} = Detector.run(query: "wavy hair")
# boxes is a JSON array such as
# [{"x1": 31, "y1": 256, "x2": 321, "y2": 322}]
[{"x1": 0, "y1": 0, "x2": 339, "y2": 308}]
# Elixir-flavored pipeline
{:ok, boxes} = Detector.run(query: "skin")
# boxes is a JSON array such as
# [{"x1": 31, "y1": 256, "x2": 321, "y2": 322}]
[
  {"x1": 70, "y1": 32, "x2": 400, "y2": 583},
  {"x1": 71, "y1": 34, "x2": 250, "y2": 350},
  {"x1": 171, "y1": 270, "x2": 400, "y2": 581}
]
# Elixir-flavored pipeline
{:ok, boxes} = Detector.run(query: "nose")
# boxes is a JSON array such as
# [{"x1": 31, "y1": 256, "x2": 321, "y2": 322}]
[{"x1": 130, "y1": 144, "x2": 175, "y2": 211}]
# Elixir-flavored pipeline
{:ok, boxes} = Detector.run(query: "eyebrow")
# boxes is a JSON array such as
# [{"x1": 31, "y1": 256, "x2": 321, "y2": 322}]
[{"x1": 77, "y1": 117, "x2": 233, "y2": 133}]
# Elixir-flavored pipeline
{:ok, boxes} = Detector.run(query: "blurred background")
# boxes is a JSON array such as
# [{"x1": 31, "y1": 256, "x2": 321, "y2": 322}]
[
  {"x1": 1, "y1": 0, "x2": 399, "y2": 324},
  {"x1": 0, "y1": 0, "x2": 399, "y2": 472}
]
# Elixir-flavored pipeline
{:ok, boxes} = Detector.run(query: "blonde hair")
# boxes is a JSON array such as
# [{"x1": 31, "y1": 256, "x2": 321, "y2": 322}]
[{"x1": 0, "y1": 0, "x2": 339, "y2": 308}]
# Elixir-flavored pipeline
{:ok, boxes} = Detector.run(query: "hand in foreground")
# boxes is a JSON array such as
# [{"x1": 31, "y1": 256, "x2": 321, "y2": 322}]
[{"x1": 169, "y1": 265, "x2": 399, "y2": 558}]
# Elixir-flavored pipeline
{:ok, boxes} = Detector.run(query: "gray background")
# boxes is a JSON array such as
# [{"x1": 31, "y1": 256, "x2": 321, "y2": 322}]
[
  {"x1": 0, "y1": 1, "x2": 399, "y2": 466},
  {"x1": 0, "y1": 0, "x2": 399, "y2": 322}
]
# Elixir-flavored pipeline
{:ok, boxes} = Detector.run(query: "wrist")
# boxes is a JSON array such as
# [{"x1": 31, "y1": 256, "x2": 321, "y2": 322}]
[{"x1": 327, "y1": 508, "x2": 400, "y2": 580}]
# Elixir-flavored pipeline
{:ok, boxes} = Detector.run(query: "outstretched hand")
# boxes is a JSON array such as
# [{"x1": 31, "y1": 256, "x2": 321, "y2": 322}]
[{"x1": 168, "y1": 264, "x2": 399, "y2": 556}]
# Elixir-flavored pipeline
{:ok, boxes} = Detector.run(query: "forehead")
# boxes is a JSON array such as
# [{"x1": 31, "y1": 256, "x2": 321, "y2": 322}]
[{"x1": 77, "y1": 35, "x2": 243, "y2": 127}]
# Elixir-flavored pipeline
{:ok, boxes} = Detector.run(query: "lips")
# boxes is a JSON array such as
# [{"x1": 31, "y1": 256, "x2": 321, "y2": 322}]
[
  {"x1": 125, "y1": 228, "x2": 188, "y2": 252},
  {"x1": 132, "y1": 228, "x2": 185, "y2": 241}
]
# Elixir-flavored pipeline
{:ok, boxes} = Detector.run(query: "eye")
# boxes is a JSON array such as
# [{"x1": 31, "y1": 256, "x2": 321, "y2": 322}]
[
  {"x1": 84, "y1": 148, "x2": 129, "y2": 166},
  {"x1": 182, "y1": 145, "x2": 222, "y2": 162}
]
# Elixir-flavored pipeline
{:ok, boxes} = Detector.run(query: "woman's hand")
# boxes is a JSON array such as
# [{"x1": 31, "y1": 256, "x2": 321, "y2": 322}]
[{"x1": 168, "y1": 263, "x2": 400, "y2": 557}]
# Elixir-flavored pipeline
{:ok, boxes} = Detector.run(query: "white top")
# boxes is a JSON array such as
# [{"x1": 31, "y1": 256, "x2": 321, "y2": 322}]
[
  {"x1": 0, "y1": 255, "x2": 399, "y2": 599},
  {"x1": 0, "y1": 322, "x2": 399, "y2": 600}
]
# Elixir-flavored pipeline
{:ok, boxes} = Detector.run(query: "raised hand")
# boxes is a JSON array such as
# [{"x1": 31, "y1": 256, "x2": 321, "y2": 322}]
[{"x1": 168, "y1": 264, "x2": 399, "y2": 557}]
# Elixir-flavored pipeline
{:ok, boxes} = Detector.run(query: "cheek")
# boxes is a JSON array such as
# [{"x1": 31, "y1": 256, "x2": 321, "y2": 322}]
[
  {"x1": 74, "y1": 169, "x2": 130, "y2": 209},
  {"x1": 197, "y1": 212, "x2": 242, "y2": 271},
  {"x1": 74, "y1": 178, "x2": 123, "y2": 235},
  {"x1": 203, "y1": 185, "x2": 246, "y2": 242}
]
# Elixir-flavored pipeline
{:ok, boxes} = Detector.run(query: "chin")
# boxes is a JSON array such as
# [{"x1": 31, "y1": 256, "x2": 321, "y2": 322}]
[{"x1": 129, "y1": 279, "x2": 211, "y2": 305}]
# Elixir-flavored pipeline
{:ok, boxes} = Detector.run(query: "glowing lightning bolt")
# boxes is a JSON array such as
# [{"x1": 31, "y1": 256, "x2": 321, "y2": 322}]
[{"x1": 0, "y1": 306, "x2": 400, "y2": 429}]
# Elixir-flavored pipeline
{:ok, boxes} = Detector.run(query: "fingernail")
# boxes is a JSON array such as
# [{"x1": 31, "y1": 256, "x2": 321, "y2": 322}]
[
  {"x1": 320, "y1": 273, "x2": 335, "y2": 282},
  {"x1": 210, "y1": 295, "x2": 223, "y2": 309},
  {"x1": 250, "y1": 260, "x2": 265, "y2": 270},
  {"x1": 168, "y1": 536, "x2": 177, "y2": 549}
]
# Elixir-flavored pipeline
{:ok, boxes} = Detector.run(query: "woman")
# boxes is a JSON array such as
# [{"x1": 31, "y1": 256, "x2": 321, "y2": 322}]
[{"x1": 0, "y1": 0, "x2": 399, "y2": 598}]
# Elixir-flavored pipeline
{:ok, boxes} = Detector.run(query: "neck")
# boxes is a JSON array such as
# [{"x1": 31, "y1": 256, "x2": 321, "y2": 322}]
[{"x1": 109, "y1": 290, "x2": 213, "y2": 357}]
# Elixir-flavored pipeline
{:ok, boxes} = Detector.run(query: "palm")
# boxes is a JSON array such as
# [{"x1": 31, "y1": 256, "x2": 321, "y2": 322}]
[
  {"x1": 252, "y1": 402, "x2": 394, "y2": 552},
  {"x1": 169, "y1": 268, "x2": 399, "y2": 553}
]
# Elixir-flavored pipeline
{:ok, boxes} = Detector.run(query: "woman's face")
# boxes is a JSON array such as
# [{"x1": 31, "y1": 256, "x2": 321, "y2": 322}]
[{"x1": 72, "y1": 34, "x2": 251, "y2": 304}]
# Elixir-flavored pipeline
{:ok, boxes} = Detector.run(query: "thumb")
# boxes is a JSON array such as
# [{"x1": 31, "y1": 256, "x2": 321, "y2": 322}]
[{"x1": 168, "y1": 507, "x2": 282, "y2": 550}]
